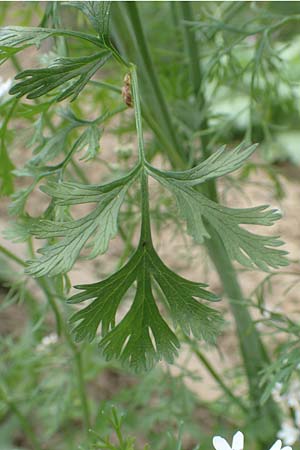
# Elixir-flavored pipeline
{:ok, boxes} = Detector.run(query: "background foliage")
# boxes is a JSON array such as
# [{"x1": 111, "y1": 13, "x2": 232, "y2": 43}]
[{"x1": 0, "y1": 2, "x2": 300, "y2": 450}]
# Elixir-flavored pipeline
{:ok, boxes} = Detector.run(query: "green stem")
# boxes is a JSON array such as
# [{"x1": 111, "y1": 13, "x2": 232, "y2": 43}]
[
  {"x1": 0, "y1": 244, "x2": 26, "y2": 267},
  {"x1": 131, "y1": 65, "x2": 152, "y2": 245},
  {"x1": 131, "y1": 64, "x2": 145, "y2": 164},
  {"x1": 1, "y1": 98, "x2": 19, "y2": 140},
  {"x1": 118, "y1": 224, "x2": 136, "y2": 267},
  {"x1": 5, "y1": 398, "x2": 42, "y2": 450},
  {"x1": 113, "y1": 2, "x2": 186, "y2": 168},
  {"x1": 184, "y1": 336, "x2": 249, "y2": 414},
  {"x1": 205, "y1": 225, "x2": 280, "y2": 436},
  {"x1": 125, "y1": 3, "x2": 175, "y2": 145},
  {"x1": 179, "y1": 3, "x2": 202, "y2": 97},
  {"x1": 88, "y1": 79, "x2": 122, "y2": 94},
  {"x1": 70, "y1": 158, "x2": 89, "y2": 183},
  {"x1": 28, "y1": 240, "x2": 92, "y2": 436},
  {"x1": 178, "y1": 3, "x2": 280, "y2": 442},
  {"x1": 72, "y1": 344, "x2": 91, "y2": 434},
  {"x1": 40, "y1": 279, "x2": 92, "y2": 434}
]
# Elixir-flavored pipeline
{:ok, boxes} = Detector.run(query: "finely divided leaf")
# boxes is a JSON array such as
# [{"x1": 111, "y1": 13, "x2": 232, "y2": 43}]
[
  {"x1": 75, "y1": 124, "x2": 101, "y2": 161},
  {"x1": 64, "y1": 2, "x2": 111, "y2": 40},
  {"x1": 147, "y1": 143, "x2": 288, "y2": 271},
  {"x1": 148, "y1": 250, "x2": 222, "y2": 343},
  {"x1": 162, "y1": 180, "x2": 287, "y2": 270},
  {"x1": 31, "y1": 125, "x2": 73, "y2": 165},
  {"x1": 68, "y1": 244, "x2": 222, "y2": 372},
  {"x1": 69, "y1": 250, "x2": 141, "y2": 341},
  {"x1": 26, "y1": 172, "x2": 137, "y2": 277},
  {"x1": 0, "y1": 26, "x2": 102, "y2": 61},
  {"x1": 0, "y1": 26, "x2": 55, "y2": 49},
  {"x1": 99, "y1": 273, "x2": 179, "y2": 371},
  {"x1": 9, "y1": 51, "x2": 111, "y2": 101},
  {"x1": 147, "y1": 142, "x2": 258, "y2": 186}
]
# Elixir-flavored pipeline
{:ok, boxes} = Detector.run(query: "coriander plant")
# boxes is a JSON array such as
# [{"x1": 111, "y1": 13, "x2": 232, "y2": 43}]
[{"x1": 0, "y1": 2, "x2": 299, "y2": 450}]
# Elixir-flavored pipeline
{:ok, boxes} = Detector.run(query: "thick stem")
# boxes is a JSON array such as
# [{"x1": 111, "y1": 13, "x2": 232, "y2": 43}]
[
  {"x1": 178, "y1": 2, "x2": 280, "y2": 441},
  {"x1": 204, "y1": 226, "x2": 280, "y2": 435}
]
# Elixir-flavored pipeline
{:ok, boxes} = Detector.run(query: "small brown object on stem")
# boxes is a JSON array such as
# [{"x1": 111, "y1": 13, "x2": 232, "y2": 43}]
[{"x1": 122, "y1": 73, "x2": 133, "y2": 108}]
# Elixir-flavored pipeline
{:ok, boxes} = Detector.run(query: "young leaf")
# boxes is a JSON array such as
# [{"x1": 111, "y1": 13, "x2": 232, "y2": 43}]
[
  {"x1": 147, "y1": 143, "x2": 288, "y2": 271},
  {"x1": 68, "y1": 243, "x2": 222, "y2": 372},
  {"x1": 25, "y1": 168, "x2": 139, "y2": 277},
  {"x1": 9, "y1": 51, "x2": 111, "y2": 102}
]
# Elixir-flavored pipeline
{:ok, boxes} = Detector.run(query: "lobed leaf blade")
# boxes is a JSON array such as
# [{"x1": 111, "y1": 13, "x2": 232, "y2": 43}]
[
  {"x1": 147, "y1": 142, "x2": 258, "y2": 186},
  {"x1": 9, "y1": 51, "x2": 111, "y2": 102},
  {"x1": 26, "y1": 176, "x2": 134, "y2": 277},
  {"x1": 68, "y1": 244, "x2": 223, "y2": 372}
]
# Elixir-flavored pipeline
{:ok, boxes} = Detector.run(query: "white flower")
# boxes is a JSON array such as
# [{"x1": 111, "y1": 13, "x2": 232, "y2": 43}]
[
  {"x1": 213, "y1": 431, "x2": 244, "y2": 450},
  {"x1": 278, "y1": 422, "x2": 300, "y2": 446},
  {"x1": 36, "y1": 333, "x2": 58, "y2": 352},
  {"x1": 295, "y1": 410, "x2": 300, "y2": 428},
  {"x1": 272, "y1": 382, "x2": 284, "y2": 403},
  {"x1": 0, "y1": 77, "x2": 12, "y2": 98},
  {"x1": 212, "y1": 431, "x2": 293, "y2": 450},
  {"x1": 285, "y1": 380, "x2": 300, "y2": 407}
]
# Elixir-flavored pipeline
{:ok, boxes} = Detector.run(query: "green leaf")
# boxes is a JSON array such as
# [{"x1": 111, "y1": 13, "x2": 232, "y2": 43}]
[
  {"x1": 9, "y1": 51, "x2": 111, "y2": 102},
  {"x1": 64, "y1": 1, "x2": 111, "y2": 40},
  {"x1": 147, "y1": 143, "x2": 288, "y2": 271},
  {"x1": 3, "y1": 219, "x2": 33, "y2": 243},
  {"x1": 0, "y1": 26, "x2": 56, "y2": 49},
  {"x1": 8, "y1": 185, "x2": 35, "y2": 216},
  {"x1": 31, "y1": 125, "x2": 73, "y2": 165},
  {"x1": 147, "y1": 249, "x2": 222, "y2": 343},
  {"x1": 75, "y1": 124, "x2": 102, "y2": 161},
  {"x1": 0, "y1": 26, "x2": 102, "y2": 55},
  {"x1": 0, "y1": 142, "x2": 14, "y2": 196},
  {"x1": 68, "y1": 242, "x2": 222, "y2": 372},
  {"x1": 25, "y1": 169, "x2": 139, "y2": 277},
  {"x1": 147, "y1": 142, "x2": 258, "y2": 186}
]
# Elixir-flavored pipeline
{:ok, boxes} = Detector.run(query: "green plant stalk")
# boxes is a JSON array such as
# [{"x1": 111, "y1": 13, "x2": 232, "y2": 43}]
[
  {"x1": 36, "y1": 282, "x2": 92, "y2": 436},
  {"x1": 178, "y1": 2, "x2": 280, "y2": 439},
  {"x1": 26, "y1": 239, "x2": 92, "y2": 435},
  {"x1": 112, "y1": 2, "x2": 186, "y2": 169},
  {"x1": 0, "y1": 251, "x2": 42, "y2": 449},
  {"x1": 205, "y1": 226, "x2": 280, "y2": 433},
  {"x1": 0, "y1": 242, "x2": 92, "y2": 438},
  {"x1": 131, "y1": 64, "x2": 152, "y2": 244},
  {"x1": 125, "y1": 5, "x2": 179, "y2": 153},
  {"x1": 184, "y1": 336, "x2": 249, "y2": 414},
  {"x1": 0, "y1": 244, "x2": 25, "y2": 267},
  {"x1": 114, "y1": 0, "x2": 280, "y2": 440},
  {"x1": 5, "y1": 397, "x2": 42, "y2": 450}
]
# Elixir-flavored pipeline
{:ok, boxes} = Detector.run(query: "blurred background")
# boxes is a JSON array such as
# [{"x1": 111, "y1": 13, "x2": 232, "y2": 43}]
[{"x1": 0, "y1": 2, "x2": 300, "y2": 450}]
